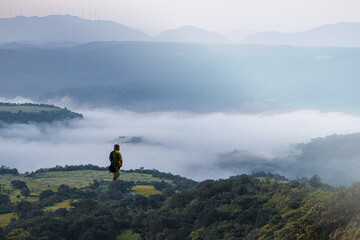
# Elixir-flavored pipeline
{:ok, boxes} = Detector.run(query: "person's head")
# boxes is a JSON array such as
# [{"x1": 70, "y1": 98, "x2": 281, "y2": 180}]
[{"x1": 114, "y1": 144, "x2": 120, "y2": 151}]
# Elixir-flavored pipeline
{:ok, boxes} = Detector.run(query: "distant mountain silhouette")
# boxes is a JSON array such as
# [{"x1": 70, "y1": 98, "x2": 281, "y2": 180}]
[
  {"x1": 221, "y1": 30, "x2": 259, "y2": 42},
  {"x1": 155, "y1": 25, "x2": 228, "y2": 43},
  {"x1": 0, "y1": 15, "x2": 151, "y2": 43},
  {"x1": 241, "y1": 22, "x2": 360, "y2": 46}
]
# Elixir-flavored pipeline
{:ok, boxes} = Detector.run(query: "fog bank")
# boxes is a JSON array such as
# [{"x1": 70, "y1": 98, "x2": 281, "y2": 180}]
[{"x1": 2, "y1": 106, "x2": 360, "y2": 182}]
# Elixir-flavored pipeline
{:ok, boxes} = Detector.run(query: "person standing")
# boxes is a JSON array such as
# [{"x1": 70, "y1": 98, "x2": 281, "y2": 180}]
[{"x1": 109, "y1": 144, "x2": 123, "y2": 181}]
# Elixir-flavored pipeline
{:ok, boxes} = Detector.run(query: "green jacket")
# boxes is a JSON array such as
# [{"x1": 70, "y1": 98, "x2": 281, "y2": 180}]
[{"x1": 109, "y1": 150, "x2": 122, "y2": 169}]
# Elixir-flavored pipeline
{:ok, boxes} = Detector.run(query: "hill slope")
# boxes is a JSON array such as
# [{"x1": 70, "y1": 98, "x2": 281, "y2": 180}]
[
  {"x1": 0, "y1": 102, "x2": 83, "y2": 124},
  {"x1": 1, "y1": 166, "x2": 360, "y2": 239}
]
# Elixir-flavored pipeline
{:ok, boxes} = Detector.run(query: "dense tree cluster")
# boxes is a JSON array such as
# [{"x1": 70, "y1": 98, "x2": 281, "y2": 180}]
[
  {"x1": 10, "y1": 180, "x2": 28, "y2": 190},
  {"x1": 0, "y1": 166, "x2": 19, "y2": 175},
  {"x1": 0, "y1": 194, "x2": 12, "y2": 214}
]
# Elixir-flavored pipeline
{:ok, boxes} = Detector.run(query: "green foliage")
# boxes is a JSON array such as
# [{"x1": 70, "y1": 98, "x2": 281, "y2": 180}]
[
  {"x1": 5, "y1": 228, "x2": 31, "y2": 240},
  {"x1": 0, "y1": 166, "x2": 19, "y2": 175},
  {"x1": 39, "y1": 189, "x2": 55, "y2": 201},
  {"x1": 310, "y1": 175, "x2": 321, "y2": 188},
  {"x1": 10, "y1": 181, "x2": 27, "y2": 190},
  {"x1": 20, "y1": 189, "x2": 30, "y2": 197},
  {"x1": 0, "y1": 194, "x2": 10, "y2": 205}
]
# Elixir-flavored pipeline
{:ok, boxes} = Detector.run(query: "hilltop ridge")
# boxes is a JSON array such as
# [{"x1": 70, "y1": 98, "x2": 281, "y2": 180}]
[
  {"x1": 242, "y1": 22, "x2": 360, "y2": 46},
  {"x1": 0, "y1": 102, "x2": 82, "y2": 124}
]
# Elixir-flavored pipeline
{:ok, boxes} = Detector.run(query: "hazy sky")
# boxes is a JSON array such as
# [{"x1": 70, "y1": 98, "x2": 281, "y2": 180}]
[{"x1": 1, "y1": 0, "x2": 360, "y2": 32}]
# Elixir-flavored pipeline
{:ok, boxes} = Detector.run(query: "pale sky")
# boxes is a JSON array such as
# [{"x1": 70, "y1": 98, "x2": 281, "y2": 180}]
[{"x1": 0, "y1": 0, "x2": 359, "y2": 32}]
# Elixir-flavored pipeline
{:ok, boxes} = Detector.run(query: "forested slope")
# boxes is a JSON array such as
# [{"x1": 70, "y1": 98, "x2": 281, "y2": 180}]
[{"x1": 1, "y1": 165, "x2": 360, "y2": 239}]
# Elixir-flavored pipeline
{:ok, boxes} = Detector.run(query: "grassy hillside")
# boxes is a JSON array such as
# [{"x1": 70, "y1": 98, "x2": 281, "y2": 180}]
[
  {"x1": 0, "y1": 165, "x2": 197, "y2": 240},
  {"x1": 0, "y1": 105, "x2": 58, "y2": 113},
  {"x1": 26, "y1": 170, "x2": 171, "y2": 189},
  {"x1": 0, "y1": 169, "x2": 174, "y2": 204},
  {"x1": 0, "y1": 102, "x2": 83, "y2": 124}
]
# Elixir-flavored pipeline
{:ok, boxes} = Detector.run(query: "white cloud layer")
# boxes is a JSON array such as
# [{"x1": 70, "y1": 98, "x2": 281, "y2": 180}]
[{"x1": 2, "y1": 106, "x2": 360, "y2": 181}]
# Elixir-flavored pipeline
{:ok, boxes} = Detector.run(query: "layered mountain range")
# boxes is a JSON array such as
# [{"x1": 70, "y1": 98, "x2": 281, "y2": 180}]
[{"x1": 1, "y1": 15, "x2": 360, "y2": 46}]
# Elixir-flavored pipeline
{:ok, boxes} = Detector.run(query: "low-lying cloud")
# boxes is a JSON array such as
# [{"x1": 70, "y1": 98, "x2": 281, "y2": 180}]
[{"x1": 2, "y1": 99, "x2": 360, "y2": 183}]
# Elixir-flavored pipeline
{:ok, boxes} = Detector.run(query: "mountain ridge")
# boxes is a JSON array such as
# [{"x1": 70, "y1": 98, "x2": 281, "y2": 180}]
[
  {"x1": 0, "y1": 15, "x2": 151, "y2": 42},
  {"x1": 242, "y1": 22, "x2": 360, "y2": 46},
  {"x1": 155, "y1": 25, "x2": 229, "y2": 43},
  {"x1": 2, "y1": 16, "x2": 360, "y2": 46}
]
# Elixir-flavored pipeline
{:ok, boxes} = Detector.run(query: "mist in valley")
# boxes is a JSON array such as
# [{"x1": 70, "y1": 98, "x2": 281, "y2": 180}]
[{"x1": 2, "y1": 97, "x2": 360, "y2": 185}]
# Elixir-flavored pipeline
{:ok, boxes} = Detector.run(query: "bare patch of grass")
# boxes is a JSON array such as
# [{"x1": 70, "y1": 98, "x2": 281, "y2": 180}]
[
  {"x1": 117, "y1": 229, "x2": 141, "y2": 240},
  {"x1": 44, "y1": 199, "x2": 78, "y2": 211},
  {"x1": 132, "y1": 185, "x2": 161, "y2": 197},
  {"x1": 0, "y1": 213, "x2": 17, "y2": 227}
]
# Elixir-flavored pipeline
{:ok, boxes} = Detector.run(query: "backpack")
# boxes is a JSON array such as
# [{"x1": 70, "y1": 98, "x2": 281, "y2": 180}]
[{"x1": 108, "y1": 164, "x2": 117, "y2": 173}]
